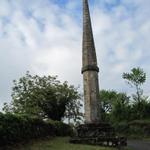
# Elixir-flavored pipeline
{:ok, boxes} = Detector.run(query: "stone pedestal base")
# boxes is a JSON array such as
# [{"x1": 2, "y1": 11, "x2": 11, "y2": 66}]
[{"x1": 70, "y1": 123, "x2": 127, "y2": 147}]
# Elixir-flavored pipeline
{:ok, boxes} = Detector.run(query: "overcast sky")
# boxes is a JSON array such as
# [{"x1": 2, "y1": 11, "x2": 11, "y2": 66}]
[{"x1": 0, "y1": 0, "x2": 150, "y2": 109}]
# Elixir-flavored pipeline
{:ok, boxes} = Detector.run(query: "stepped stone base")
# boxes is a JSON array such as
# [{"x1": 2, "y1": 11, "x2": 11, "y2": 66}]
[{"x1": 70, "y1": 123, "x2": 127, "y2": 147}]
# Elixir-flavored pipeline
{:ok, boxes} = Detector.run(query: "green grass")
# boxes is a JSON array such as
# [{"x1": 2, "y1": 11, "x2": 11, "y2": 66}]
[{"x1": 5, "y1": 137, "x2": 119, "y2": 150}]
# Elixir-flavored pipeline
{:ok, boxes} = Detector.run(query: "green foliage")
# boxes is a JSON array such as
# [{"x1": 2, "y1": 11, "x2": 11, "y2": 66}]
[
  {"x1": 49, "y1": 120, "x2": 73, "y2": 136},
  {"x1": 123, "y1": 67, "x2": 146, "y2": 86},
  {"x1": 0, "y1": 113, "x2": 53, "y2": 145},
  {"x1": 113, "y1": 121, "x2": 129, "y2": 135},
  {"x1": 100, "y1": 90, "x2": 118, "y2": 113},
  {"x1": 100, "y1": 90, "x2": 130, "y2": 122},
  {"x1": 100, "y1": 90, "x2": 150, "y2": 136},
  {"x1": 99, "y1": 67, "x2": 150, "y2": 138},
  {"x1": 111, "y1": 98, "x2": 131, "y2": 122},
  {"x1": 3, "y1": 72, "x2": 83, "y2": 123},
  {"x1": 114, "y1": 120, "x2": 150, "y2": 137},
  {"x1": 130, "y1": 99, "x2": 150, "y2": 120},
  {"x1": 123, "y1": 67, "x2": 146, "y2": 102},
  {"x1": 0, "y1": 113, "x2": 72, "y2": 146}
]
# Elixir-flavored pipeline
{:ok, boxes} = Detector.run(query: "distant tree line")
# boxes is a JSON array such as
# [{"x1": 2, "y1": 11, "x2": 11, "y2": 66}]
[
  {"x1": 2, "y1": 67, "x2": 150, "y2": 137},
  {"x1": 2, "y1": 67, "x2": 150, "y2": 124},
  {"x1": 101, "y1": 67, "x2": 150, "y2": 122},
  {"x1": 100, "y1": 67, "x2": 150, "y2": 137}
]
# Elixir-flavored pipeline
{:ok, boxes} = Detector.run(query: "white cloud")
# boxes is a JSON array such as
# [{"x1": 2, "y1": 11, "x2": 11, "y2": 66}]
[
  {"x1": 92, "y1": 0, "x2": 150, "y2": 94},
  {"x1": 0, "y1": 0, "x2": 150, "y2": 109}
]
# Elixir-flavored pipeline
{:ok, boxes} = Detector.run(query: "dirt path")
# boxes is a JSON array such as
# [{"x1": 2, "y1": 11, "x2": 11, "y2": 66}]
[{"x1": 127, "y1": 140, "x2": 150, "y2": 150}]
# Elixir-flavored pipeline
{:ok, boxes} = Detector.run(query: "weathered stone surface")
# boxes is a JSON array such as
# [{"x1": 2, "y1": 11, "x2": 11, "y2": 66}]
[
  {"x1": 70, "y1": 123, "x2": 127, "y2": 147},
  {"x1": 83, "y1": 71, "x2": 101, "y2": 123},
  {"x1": 82, "y1": 0, "x2": 101, "y2": 123}
]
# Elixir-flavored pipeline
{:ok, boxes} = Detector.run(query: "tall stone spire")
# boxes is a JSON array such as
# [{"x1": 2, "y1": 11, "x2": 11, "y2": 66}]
[
  {"x1": 70, "y1": 1, "x2": 127, "y2": 146},
  {"x1": 82, "y1": 0, "x2": 101, "y2": 123}
]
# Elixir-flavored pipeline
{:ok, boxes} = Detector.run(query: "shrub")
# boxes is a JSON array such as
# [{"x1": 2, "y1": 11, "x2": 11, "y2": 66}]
[
  {"x1": 128, "y1": 120, "x2": 150, "y2": 137},
  {"x1": 113, "y1": 119, "x2": 150, "y2": 137},
  {"x1": 113, "y1": 121, "x2": 129, "y2": 135},
  {"x1": 0, "y1": 113, "x2": 72, "y2": 146},
  {"x1": 49, "y1": 120, "x2": 73, "y2": 136}
]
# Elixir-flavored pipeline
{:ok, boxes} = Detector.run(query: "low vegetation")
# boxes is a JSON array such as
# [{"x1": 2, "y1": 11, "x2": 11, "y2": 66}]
[
  {"x1": 115, "y1": 119, "x2": 150, "y2": 138},
  {"x1": 4, "y1": 137, "x2": 117, "y2": 150},
  {"x1": 0, "y1": 113, "x2": 72, "y2": 146}
]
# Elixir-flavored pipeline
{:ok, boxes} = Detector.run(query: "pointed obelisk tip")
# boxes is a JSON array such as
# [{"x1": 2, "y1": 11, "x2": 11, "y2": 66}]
[{"x1": 82, "y1": 0, "x2": 99, "y2": 73}]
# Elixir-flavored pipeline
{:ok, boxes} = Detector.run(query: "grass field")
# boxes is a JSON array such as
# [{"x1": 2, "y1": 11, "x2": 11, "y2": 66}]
[{"x1": 4, "y1": 137, "x2": 119, "y2": 150}]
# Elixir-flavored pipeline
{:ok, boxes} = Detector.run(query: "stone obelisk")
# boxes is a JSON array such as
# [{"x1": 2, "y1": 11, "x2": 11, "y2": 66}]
[
  {"x1": 70, "y1": 1, "x2": 127, "y2": 146},
  {"x1": 82, "y1": 0, "x2": 101, "y2": 123}
]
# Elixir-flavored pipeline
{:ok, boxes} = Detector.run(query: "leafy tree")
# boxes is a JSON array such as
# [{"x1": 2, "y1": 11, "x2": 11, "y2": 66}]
[
  {"x1": 100, "y1": 90, "x2": 130, "y2": 122},
  {"x1": 3, "y1": 72, "x2": 83, "y2": 122},
  {"x1": 100, "y1": 90, "x2": 119, "y2": 113},
  {"x1": 131, "y1": 97, "x2": 150, "y2": 120},
  {"x1": 122, "y1": 67, "x2": 146, "y2": 102},
  {"x1": 64, "y1": 93, "x2": 83, "y2": 125},
  {"x1": 111, "y1": 93, "x2": 131, "y2": 122}
]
